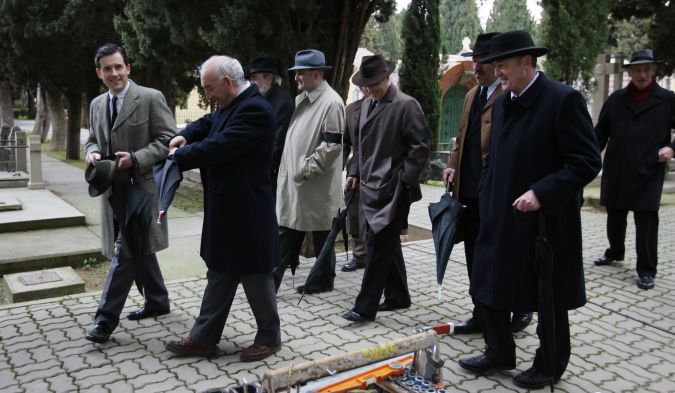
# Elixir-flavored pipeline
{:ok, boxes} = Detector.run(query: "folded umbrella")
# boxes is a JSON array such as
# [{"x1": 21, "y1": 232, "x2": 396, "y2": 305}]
[
  {"x1": 153, "y1": 156, "x2": 183, "y2": 223},
  {"x1": 296, "y1": 189, "x2": 356, "y2": 305},
  {"x1": 534, "y1": 211, "x2": 556, "y2": 392},
  {"x1": 108, "y1": 180, "x2": 153, "y2": 297},
  {"x1": 428, "y1": 182, "x2": 464, "y2": 301}
]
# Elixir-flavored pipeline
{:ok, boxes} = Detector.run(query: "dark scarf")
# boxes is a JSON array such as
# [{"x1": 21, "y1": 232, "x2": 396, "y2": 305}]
[{"x1": 628, "y1": 80, "x2": 654, "y2": 109}]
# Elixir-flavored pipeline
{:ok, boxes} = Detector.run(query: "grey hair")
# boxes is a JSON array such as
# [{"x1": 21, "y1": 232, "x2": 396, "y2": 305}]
[
  {"x1": 274, "y1": 74, "x2": 283, "y2": 86},
  {"x1": 201, "y1": 55, "x2": 246, "y2": 86}
]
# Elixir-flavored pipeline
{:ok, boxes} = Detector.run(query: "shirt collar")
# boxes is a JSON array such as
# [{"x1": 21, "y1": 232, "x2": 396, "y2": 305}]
[
  {"x1": 236, "y1": 81, "x2": 251, "y2": 97},
  {"x1": 510, "y1": 71, "x2": 539, "y2": 100},
  {"x1": 108, "y1": 80, "x2": 131, "y2": 100},
  {"x1": 485, "y1": 78, "x2": 500, "y2": 100}
]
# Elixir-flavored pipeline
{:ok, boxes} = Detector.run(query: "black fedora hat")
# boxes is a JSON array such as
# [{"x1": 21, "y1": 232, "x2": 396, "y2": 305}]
[
  {"x1": 352, "y1": 54, "x2": 396, "y2": 87},
  {"x1": 246, "y1": 57, "x2": 281, "y2": 78},
  {"x1": 622, "y1": 49, "x2": 663, "y2": 68},
  {"x1": 288, "y1": 49, "x2": 332, "y2": 71},
  {"x1": 462, "y1": 32, "x2": 500, "y2": 57},
  {"x1": 85, "y1": 158, "x2": 117, "y2": 197},
  {"x1": 480, "y1": 30, "x2": 548, "y2": 63}
]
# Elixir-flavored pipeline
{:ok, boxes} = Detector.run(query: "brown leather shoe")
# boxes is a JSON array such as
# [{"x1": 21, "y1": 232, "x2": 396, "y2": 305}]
[
  {"x1": 165, "y1": 337, "x2": 217, "y2": 358},
  {"x1": 240, "y1": 343, "x2": 281, "y2": 362}
]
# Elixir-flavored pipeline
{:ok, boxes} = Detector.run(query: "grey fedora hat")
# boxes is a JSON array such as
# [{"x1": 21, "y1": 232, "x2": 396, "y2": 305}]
[
  {"x1": 479, "y1": 30, "x2": 548, "y2": 63},
  {"x1": 85, "y1": 158, "x2": 117, "y2": 197},
  {"x1": 288, "y1": 49, "x2": 332, "y2": 71},
  {"x1": 462, "y1": 32, "x2": 500, "y2": 57},
  {"x1": 622, "y1": 49, "x2": 663, "y2": 68}
]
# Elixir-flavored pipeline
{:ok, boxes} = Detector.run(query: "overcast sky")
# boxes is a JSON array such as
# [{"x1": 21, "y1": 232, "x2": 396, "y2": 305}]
[{"x1": 395, "y1": 0, "x2": 543, "y2": 26}]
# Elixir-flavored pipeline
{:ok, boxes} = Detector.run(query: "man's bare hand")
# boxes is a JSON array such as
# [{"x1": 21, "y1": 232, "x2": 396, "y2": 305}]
[
  {"x1": 658, "y1": 146, "x2": 674, "y2": 162},
  {"x1": 513, "y1": 189, "x2": 541, "y2": 212},
  {"x1": 345, "y1": 176, "x2": 359, "y2": 190},
  {"x1": 442, "y1": 167, "x2": 455, "y2": 186},
  {"x1": 85, "y1": 153, "x2": 101, "y2": 166},
  {"x1": 169, "y1": 136, "x2": 187, "y2": 149},
  {"x1": 114, "y1": 151, "x2": 133, "y2": 169}
]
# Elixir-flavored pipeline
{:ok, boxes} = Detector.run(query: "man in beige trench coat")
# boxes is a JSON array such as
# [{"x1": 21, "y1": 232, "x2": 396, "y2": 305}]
[{"x1": 274, "y1": 49, "x2": 345, "y2": 293}]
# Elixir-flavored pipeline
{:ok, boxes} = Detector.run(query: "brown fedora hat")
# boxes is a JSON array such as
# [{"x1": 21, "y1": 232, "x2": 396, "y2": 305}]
[
  {"x1": 85, "y1": 158, "x2": 117, "y2": 197},
  {"x1": 352, "y1": 54, "x2": 395, "y2": 87}
]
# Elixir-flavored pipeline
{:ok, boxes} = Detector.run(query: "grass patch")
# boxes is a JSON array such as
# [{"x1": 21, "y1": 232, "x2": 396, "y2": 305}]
[
  {"x1": 425, "y1": 179, "x2": 445, "y2": 188},
  {"x1": 41, "y1": 142, "x2": 88, "y2": 171},
  {"x1": 171, "y1": 181, "x2": 204, "y2": 214}
]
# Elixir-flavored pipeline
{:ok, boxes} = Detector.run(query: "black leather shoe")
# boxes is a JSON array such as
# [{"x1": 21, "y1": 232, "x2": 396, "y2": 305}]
[
  {"x1": 342, "y1": 310, "x2": 374, "y2": 323},
  {"x1": 511, "y1": 312, "x2": 533, "y2": 333},
  {"x1": 636, "y1": 275, "x2": 654, "y2": 290},
  {"x1": 377, "y1": 302, "x2": 410, "y2": 312},
  {"x1": 85, "y1": 324, "x2": 111, "y2": 344},
  {"x1": 594, "y1": 255, "x2": 622, "y2": 266},
  {"x1": 296, "y1": 283, "x2": 333, "y2": 294},
  {"x1": 341, "y1": 259, "x2": 366, "y2": 272},
  {"x1": 458, "y1": 354, "x2": 515, "y2": 373},
  {"x1": 453, "y1": 318, "x2": 481, "y2": 335},
  {"x1": 127, "y1": 306, "x2": 170, "y2": 321},
  {"x1": 513, "y1": 367, "x2": 559, "y2": 390}
]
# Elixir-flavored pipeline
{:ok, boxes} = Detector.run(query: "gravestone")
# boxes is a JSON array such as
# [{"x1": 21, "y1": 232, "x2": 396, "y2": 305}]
[
  {"x1": 0, "y1": 124, "x2": 9, "y2": 171},
  {"x1": 13, "y1": 127, "x2": 27, "y2": 173},
  {"x1": 2, "y1": 266, "x2": 85, "y2": 303}
]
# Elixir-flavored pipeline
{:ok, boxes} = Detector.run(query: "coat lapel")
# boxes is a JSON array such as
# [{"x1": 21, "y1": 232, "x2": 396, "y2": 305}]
[
  {"x1": 111, "y1": 81, "x2": 140, "y2": 133},
  {"x1": 634, "y1": 85, "x2": 666, "y2": 117}
]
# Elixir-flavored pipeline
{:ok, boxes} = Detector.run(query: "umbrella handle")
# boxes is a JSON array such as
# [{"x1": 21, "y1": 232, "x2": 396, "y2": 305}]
[{"x1": 445, "y1": 181, "x2": 453, "y2": 194}]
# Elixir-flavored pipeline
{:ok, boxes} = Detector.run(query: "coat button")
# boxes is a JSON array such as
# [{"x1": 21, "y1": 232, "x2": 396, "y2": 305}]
[{"x1": 360, "y1": 180, "x2": 366, "y2": 186}]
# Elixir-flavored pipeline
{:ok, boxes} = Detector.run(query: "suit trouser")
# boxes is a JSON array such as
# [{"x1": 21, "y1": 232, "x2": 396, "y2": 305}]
[
  {"x1": 95, "y1": 233, "x2": 169, "y2": 330},
  {"x1": 351, "y1": 237, "x2": 367, "y2": 262},
  {"x1": 353, "y1": 192, "x2": 411, "y2": 319},
  {"x1": 604, "y1": 207, "x2": 658, "y2": 277},
  {"x1": 190, "y1": 269, "x2": 281, "y2": 347},
  {"x1": 273, "y1": 227, "x2": 333, "y2": 290},
  {"x1": 459, "y1": 198, "x2": 481, "y2": 325},
  {"x1": 475, "y1": 300, "x2": 571, "y2": 378}
]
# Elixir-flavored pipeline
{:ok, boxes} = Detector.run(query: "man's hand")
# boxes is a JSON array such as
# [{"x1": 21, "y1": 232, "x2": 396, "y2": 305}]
[
  {"x1": 345, "y1": 176, "x2": 359, "y2": 190},
  {"x1": 169, "y1": 136, "x2": 187, "y2": 149},
  {"x1": 513, "y1": 189, "x2": 541, "y2": 212},
  {"x1": 658, "y1": 146, "x2": 674, "y2": 162},
  {"x1": 85, "y1": 153, "x2": 101, "y2": 166},
  {"x1": 114, "y1": 151, "x2": 133, "y2": 169},
  {"x1": 442, "y1": 167, "x2": 455, "y2": 186}
]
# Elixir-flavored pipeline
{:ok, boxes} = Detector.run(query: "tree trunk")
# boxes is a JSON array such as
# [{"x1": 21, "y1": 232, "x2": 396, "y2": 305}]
[
  {"x1": 33, "y1": 84, "x2": 51, "y2": 143},
  {"x1": 45, "y1": 85, "x2": 67, "y2": 151},
  {"x1": 65, "y1": 92, "x2": 82, "y2": 160},
  {"x1": 0, "y1": 81, "x2": 14, "y2": 127}
]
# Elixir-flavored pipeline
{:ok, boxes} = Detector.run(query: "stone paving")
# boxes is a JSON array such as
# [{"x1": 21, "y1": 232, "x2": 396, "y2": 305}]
[{"x1": 1, "y1": 158, "x2": 674, "y2": 392}]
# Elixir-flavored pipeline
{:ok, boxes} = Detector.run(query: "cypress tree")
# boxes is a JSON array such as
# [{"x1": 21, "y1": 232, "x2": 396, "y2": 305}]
[
  {"x1": 486, "y1": 0, "x2": 535, "y2": 34},
  {"x1": 440, "y1": 0, "x2": 482, "y2": 55},
  {"x1": 541, "y1": 0, "x2": 609, "y2": 92},
  {"x1": 400, "y1": 0, "x2": 441, "y2": 148}
]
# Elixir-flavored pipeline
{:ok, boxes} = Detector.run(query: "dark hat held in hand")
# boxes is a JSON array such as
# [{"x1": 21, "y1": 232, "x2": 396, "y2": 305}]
[{"x1": 85, "y1": 158, "x2": 117, "y2": 197}]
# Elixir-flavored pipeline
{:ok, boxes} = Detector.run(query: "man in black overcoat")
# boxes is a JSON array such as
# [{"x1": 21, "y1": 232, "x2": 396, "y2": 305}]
[
  {"x1": 457, "y1": 31, "x2": 601, "y2": 390},
  {"x1": 164, "y1": 55, "x2": 281, "y2": 362},
  {"x1": 593, "y1": 49, "x2": 675, "y2": 290},
  {"x1": 247, "y1": 57, "x2": 295, "y2": 193}
]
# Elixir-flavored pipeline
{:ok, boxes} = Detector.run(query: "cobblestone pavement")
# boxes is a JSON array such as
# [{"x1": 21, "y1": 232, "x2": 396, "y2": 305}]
[{"x1": 1, "y1": 185, "x2": 674, "y2": 392}]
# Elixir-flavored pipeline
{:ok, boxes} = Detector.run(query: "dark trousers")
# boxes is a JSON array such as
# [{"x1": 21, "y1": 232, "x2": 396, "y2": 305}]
[
  {"x1": 190, "y1": 269, "x2": 280, "y2": 347},
  {"x1": 604, "y1": 207, "x2": 658, "y2": 277},
  {"x1": 476, "y1": 300, "x2": 571, "y2": 378},
  {"x1": 95, "y1": 233, "x2": 169, "y2": 330},
  {"x1": 459, "y1": 198, "x2": 480, "y2": 324},
  {"x1": 353, "y1": 193, "x2": 411, "y2": 319},
  {"x1": 273, "y1": 227, "x2": 333, "y2": 290}
]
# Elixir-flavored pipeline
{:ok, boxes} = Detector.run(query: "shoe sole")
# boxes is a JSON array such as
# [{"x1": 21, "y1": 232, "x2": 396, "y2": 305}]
[
  {"x1": 85, "y1": 335, "x2": 109, "y2": 344},
  {"x1": 459, "y1": 362, "x2": 515, "y2": 373},
  {"x1": 165, "y1": 345, "x2": 217, "y2": 358},
  {"x1": 240, "y1": 346, "x2": 281, "y2": 362},
  {"x1": 127, "y1": 310, "x2": 170, "y2": 321}
]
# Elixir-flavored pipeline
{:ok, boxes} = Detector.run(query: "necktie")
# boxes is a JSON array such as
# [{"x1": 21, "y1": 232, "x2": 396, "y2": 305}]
[
  {"x1": 367, "y1": 100, "x2": 378, "y2": 116},
  {"x1": 477, "y1": 87, "x2": 488, "y2": 112},
  {"x1": 111, "y1": 96, "x2": 118, "y2": 127}
]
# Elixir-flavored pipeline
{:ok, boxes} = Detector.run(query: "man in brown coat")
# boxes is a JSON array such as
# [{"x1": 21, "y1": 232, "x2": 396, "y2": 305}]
[
  {"x1": 442, "y1": 33, "x2": 532, "y2": 335},
  {"x1": 343, "y1": 54, "x2": 430, "y2": 322}
]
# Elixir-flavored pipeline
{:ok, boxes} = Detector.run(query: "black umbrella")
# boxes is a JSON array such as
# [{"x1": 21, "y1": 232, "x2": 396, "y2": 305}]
[
  {"x1": 296, "y1": 189, "x2": 356, "y2": 305},
  {"x1": 108, "y1": 180, "x2": 153, "y2": 296},
  {"x1": 428, "y1": 182, "x2": 464, "y2": 300},
  {"x1": 534, "y1": 211, "x2": 556, "y2": 392},
  {"x1": 153, "y1": 156, "x2": 183, "y2": 223}
]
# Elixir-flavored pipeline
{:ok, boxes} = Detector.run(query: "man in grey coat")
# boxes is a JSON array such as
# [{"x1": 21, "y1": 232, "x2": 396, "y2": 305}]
[
  {"x1": 84, "y1": 43, "x2": 176, "y2": 343},
  {"x1": 343, "y1": 54, "x2": 430, "y2": 322},
  {"x1": 593, "y1": 49, "x2": 675, "y2": 290}
]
